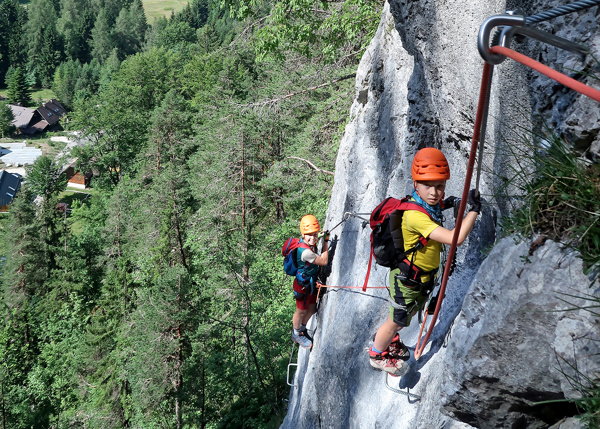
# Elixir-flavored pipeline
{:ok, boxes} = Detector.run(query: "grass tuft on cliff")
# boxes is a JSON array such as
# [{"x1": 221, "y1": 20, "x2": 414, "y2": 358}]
[{"x1": 500, "y1": 129, "x2": 600, "y2": 273}]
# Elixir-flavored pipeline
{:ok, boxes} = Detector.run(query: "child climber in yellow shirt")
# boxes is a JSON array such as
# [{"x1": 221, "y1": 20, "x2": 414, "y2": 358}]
[{"x1": 369, "y1": 147, "x2": 481, "y2": 376}]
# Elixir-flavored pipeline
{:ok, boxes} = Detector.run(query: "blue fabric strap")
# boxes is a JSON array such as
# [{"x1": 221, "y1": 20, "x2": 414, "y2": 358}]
[{"x1": 411, "y1": 189, "x2": 443, "y2": 223}]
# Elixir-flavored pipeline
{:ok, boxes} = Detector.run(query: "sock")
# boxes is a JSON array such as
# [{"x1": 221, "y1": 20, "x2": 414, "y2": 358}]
[
  {"x1": 371, "y1": 346, "x2": 384, "y2": 354},
  {"x1": 300, "y1": 324, "x2": 307, "y2": 331}
]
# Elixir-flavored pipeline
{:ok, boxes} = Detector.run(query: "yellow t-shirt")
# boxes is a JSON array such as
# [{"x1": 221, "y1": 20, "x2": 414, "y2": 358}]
[{"x1": 401, "y1": 209, "x2": 442, "y2": 276}]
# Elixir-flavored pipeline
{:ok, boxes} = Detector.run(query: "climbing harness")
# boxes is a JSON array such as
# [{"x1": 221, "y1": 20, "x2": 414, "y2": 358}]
[
  {"x1": 384, "y1": 374, "x2": 421, "y2": 401},
  {"x1": 414, "y1": 1, "x2": 600, "y2": 360}
]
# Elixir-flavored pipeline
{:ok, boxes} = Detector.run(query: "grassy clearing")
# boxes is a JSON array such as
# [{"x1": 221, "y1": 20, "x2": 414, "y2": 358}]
[
  {"x1": 143, "y1": 0, "x2": 189, "y2": 21},
  {"x1": 59, "y1": 188, "x2": 97, "y2": 235},
  {"x1": 0, "y1": 87, "x2": 56, "y2": 105},
  {"x1": 60, "y1": 189, "x2": 94, "y2": 207},
  {"x1": 16, "y1": 0, "x2": 186, "y2": 22}
]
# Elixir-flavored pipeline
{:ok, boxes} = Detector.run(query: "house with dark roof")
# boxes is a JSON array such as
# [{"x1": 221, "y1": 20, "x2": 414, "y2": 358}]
[
  {"x1": 9, "y1": 105, "x2": 36, "y2": 133},
  {"x1": 8, "y1": 99, "x2": 67, "y2": 135},
  {"x1": 0, "y1": 170, "x2": 22, "y2": 212}
]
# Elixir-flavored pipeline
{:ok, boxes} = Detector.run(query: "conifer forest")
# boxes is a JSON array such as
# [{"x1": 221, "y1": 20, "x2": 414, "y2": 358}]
[{"x1": 0, "y1": 0, "x2": 380, "y2": 426}]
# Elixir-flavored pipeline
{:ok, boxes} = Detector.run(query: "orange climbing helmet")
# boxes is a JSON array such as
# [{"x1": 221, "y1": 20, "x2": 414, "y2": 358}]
[
  {"x1": 411, "y1": 147, "x2": 450, "y2": 181},
  {"x1": 300, "y1": 214, "x2": 320, "y2": 234}
]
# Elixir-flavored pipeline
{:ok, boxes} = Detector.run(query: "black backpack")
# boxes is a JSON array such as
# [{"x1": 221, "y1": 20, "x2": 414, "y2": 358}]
[{"x1": 362, "y1": 196, "x2": 432, "y2": 290}]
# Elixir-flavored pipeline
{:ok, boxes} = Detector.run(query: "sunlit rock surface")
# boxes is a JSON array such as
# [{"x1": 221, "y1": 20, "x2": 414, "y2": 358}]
[{"x1": 282, "y1": 1, "x2": 599, "y2": 427}]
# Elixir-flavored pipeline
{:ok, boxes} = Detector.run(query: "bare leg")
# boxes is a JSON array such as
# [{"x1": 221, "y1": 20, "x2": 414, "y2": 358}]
[
  {"x1": 301, "y1": 303, "x2": 316, "y2": 325},
  {"x1": 373, "y1": 315, "x2": 402, "y2": 352},
  {"x1": 292, "y1": 308, "x2": 308, "y2": 330}
]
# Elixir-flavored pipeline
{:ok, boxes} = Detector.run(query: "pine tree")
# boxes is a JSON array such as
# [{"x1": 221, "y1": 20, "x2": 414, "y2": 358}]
[
  {"x1": 0, "y1": 0, "x2": 27, "y2": 83},
  {"x1": 114, "y1": 0, "x2": 147, "y2": 58},
  {"x1": 6, "y1": 67, "x2": 32, "y2": 106},
  {"x1": 26, "y1": 0, "x2": 63, "y2": 87},
  {"x1": 90, "y1": 8, "x2": 115, "y2": 63},
  {"x1": 57, "y1": 0, "x2": 95, "y2": 62},
  {"x1": 25, "y1": 156, "x2": 68, "y2": 272},
  {"x1": 37, "y1": 25, "x2": 64, "y2": 88},
  {"x1": 0, "y1": 101, "x2": 14, "y2": 137},
  {"x1": 128, "y1": 0, "x2": 148, "y2": 51}
]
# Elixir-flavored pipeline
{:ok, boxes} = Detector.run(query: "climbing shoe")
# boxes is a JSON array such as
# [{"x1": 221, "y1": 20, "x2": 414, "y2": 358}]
[
  {"x1": 292, "y1": 331, "x2": 312, "y2": 349},
  {"x1": 369, "y1": 346, "x2": 409, "y2": 377},
  {"x1": 300, "y1": 326, "x2": 313, "y2": 343},
  {"x1": 389, "y1": 334, "x2": 410, "y2": 361}
]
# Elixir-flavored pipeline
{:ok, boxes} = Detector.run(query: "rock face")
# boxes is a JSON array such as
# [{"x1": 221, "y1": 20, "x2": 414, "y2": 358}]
[
  {"x1": 282, "y1": 1, "x2": 599, "y2": 428},
  {"x1": 443, "y1": 238, "x2": 600, "y2": 429}
]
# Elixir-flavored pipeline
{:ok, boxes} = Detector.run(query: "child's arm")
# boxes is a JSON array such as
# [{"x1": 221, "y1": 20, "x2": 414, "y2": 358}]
[
  {"x1": 312, "y1": 232, "x2": 330, "y2": 266},
  {"x1": 429, "y1": 190, "x2": 481, "y2": 246},
  {"x1": 429, "y1": 211, "x2": 478, "y2": 246}
]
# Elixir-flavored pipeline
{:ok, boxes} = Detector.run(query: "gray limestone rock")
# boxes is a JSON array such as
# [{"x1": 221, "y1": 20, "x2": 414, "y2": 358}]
[
  {"x1": 282, "y1": 0, "x2": 600, "y2": 428},
  {"x1": 442, "y1": 238, "x2": 599, "y2": 428}
]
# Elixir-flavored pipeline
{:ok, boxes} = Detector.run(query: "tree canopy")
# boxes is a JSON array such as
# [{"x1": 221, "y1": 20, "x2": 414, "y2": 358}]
[{"x1": 0, "y1": 0, "x2": 374, "y2": 426}]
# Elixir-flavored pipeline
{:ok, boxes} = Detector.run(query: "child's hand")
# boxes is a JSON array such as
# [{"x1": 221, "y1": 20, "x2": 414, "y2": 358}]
[
  {"x1": 468, "y1": 189, "x2": 481, "y2": 213},
  {"x1": 318, "y1": 230, "x2": 330, "y2": 241},
  {"x1": 442, "y1": 196, "x2": 458, "y2": 209}
]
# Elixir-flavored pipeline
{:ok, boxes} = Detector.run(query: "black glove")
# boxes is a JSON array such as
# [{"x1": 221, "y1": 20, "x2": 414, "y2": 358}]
[
  {"x1": 468, "y1": 189, "x2": 481, "y2": 213},
  {"x1": 442, "y1": 196, "x2": 458, "y2": 210},
  {"x1": 443, "y1": 196, "x2": 462, "y2": 219}
]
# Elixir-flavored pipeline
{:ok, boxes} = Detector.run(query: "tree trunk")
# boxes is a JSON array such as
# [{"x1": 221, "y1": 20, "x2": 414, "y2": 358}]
[
  {"x1": 176, "y1": 273, "x2": 183, "y2": 429},
  {"x1": 1, "y1": 380, "x2": 6, "y2": 429}
]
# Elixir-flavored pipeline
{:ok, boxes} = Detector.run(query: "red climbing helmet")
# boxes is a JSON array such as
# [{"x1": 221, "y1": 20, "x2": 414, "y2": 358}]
[{"x1": 411, "y1": 147, "x2": 450, "y2": 181}]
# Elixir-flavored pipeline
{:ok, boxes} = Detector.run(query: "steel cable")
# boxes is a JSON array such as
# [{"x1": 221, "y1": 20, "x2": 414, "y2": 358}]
[{"x1": 526, "y1": 0, "x2": 600, "y2": 25}]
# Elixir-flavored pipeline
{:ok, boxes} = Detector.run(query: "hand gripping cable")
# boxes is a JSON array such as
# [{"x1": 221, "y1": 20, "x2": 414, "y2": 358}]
[{"x1": 414, "y1": 3, "x2": 600, "y2": 360}]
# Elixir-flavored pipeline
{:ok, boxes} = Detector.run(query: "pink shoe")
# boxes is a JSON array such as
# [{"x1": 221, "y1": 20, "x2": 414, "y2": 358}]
[{"x1": 369, "y1": 346, "x2": 409, "y2": 376}]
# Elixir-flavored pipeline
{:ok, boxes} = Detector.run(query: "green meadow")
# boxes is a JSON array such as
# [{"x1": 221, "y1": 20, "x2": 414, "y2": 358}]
[
  {"x1": 143, "y1": 0, "x2": 189, "y2": 21},
  {"x1": 16, "y1": 0, "x2": 189, "y2": 23}
]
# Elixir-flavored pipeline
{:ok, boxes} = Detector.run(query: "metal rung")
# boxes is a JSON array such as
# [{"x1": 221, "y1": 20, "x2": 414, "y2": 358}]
[
  {"x1": 384, "y1": 374, "x2": 421, "y2": 401},
  {"x1": 287, "y1": 342, "x2": 298, "y2": 386},
  {"x1": 287, "y1": 363, "x2": 298, "y2": 387}
]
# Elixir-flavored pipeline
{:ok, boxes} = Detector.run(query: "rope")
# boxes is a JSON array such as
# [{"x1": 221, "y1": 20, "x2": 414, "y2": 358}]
[
  {"x1": 414, "y1": 61, "x2": 495, "y2": 360},
  {"x1": 490, "y1": 46, "x2": 600, "y2": 102},
  {"x1": 319, "y1": 284, "x2": 389, "y2": 289},
  {"x1": 525, "y1": 0, "x2": 600, "y2": 25}
]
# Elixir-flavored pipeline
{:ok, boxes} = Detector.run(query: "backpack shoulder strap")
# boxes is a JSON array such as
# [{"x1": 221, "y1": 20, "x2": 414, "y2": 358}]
[
  {"x1": 396, "y1": 199, "x2": 434, "y2": 257},
  {"x1": 397, "y1": 198, "x2": 432, "y2": 218},
  {"x1": 282, "y1": 238, "x2": 310, "y2": 257}
]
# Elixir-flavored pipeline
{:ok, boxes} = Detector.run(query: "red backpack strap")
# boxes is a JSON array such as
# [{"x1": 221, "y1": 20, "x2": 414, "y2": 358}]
[
  {"x1": 282, "y1": 238, "x2": 311, "y2": 256},
  {"x1": 282, "y1": 238, "x2": 294, "y2": 256},
  {"x1": 362, "y1": 245, "x2": 374, "y2": 292}
]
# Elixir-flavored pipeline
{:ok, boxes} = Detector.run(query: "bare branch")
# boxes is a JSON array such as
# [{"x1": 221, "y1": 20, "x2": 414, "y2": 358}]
[
  {"x1": 238, "y1": 73, "x2": 356, "y2": 108},
  {"x1": 218, "y1": 16, "x2": 270, "y2": 53},
  {"x1": 287, "y1": 157, "x2": 334, "y2": 176}
]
